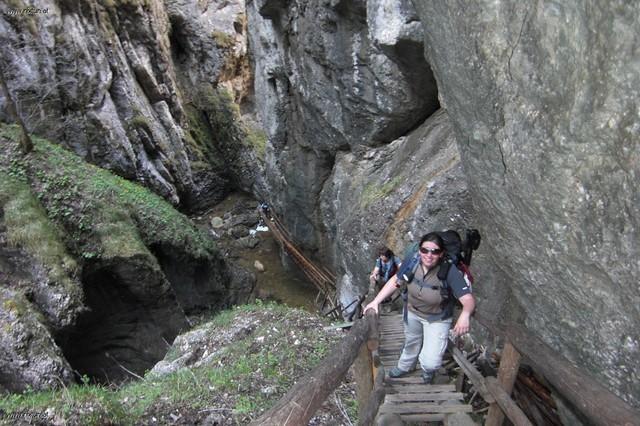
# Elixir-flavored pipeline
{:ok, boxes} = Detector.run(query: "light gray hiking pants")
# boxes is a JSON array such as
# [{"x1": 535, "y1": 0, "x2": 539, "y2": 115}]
[{"x1": 396, "y1": 310, "x2": 452, "y2": 372}]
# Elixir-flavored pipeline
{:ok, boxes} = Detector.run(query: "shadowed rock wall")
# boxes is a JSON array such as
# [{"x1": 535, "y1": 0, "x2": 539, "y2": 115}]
[
  {"x1": 247, "y1": 0, "x2": 440, "y2": 252},
  {"x1": 0, "y1": 0, "x2": 255, "y2": 212},
  {"x1": 412, "y1": 0, "x2": 640, "y2": 407}
]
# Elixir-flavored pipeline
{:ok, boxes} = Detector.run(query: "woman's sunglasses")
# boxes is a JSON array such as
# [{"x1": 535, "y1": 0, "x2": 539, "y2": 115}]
[{"x1": 419, "y1": 247, "x2": 443, "y2": 255}]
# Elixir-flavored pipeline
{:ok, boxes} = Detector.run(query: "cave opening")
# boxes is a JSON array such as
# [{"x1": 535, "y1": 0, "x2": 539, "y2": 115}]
[
  {"x1": 56, "y1": 267, "x2": 176, "y2": 385},
  {"x1": 151, "y1": 243, "x2": 227, "y2": 315}
]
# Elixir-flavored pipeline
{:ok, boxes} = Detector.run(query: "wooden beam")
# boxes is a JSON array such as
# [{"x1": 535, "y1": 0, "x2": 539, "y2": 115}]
[
  {"x1": 449, "y1": 343, "x2": 495, "y2": 404},
  {"x1": 475, "y1": 312, "x2": 640, "y2": 426},
  {"x1": 250, "y1": 312, "x2": 375, "y2": 426},
  {"x1": 486, "y1": 342, "x2": 521, "y2": 426},
  {"x1": 354, "y1": 340, "x2": 374, "y2": 415},
  {"x1": 358, "y1": 366, "x2": 386, "y2": 426},
  {"x1": 485, "y1": 377, "x2": 533, "y2": 426},
  {"x1": 450, "y1": 343, "x2": 533, "y2": 425}
]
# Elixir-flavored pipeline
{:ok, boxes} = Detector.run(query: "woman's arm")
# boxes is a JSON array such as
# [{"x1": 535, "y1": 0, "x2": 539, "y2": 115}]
[
  {"x1": 452, "y1": 293, "x2": 475, "y2": 336},
  {"x1": 364, "y1": 275, "x2": 400, "y2": 314},
  {"x1": 369, "y1": 265, "x2": 380, "y2": 280}
]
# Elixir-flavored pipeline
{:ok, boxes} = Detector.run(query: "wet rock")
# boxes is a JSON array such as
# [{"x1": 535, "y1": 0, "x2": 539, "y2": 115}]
[
  {"x1": 227, "y1": 212, "x2": 259, "y2": 228},
  {"x1": 247, "y1": 0, "x2": 439, "y2": 250},
  {"x1": 254, "y1": 260, "x2": 265, "y2": 272},
  {"x1": 321, "y1": 110, "x2": 476, "y2": 304},
  {"x1": 229, "y1": 225, "x2": 249, "y2": 238},
  {"x1": 234, "y1": 236, "x2": 260, "y2": 250},
  {"x1": 210, "y1": 217, "x2": 224, "y2": 228}
]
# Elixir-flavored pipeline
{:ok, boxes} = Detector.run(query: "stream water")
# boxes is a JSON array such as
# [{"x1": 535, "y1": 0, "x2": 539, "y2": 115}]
[{"x1": 196, "y1": 192, "x2": 319, "y2": 312}]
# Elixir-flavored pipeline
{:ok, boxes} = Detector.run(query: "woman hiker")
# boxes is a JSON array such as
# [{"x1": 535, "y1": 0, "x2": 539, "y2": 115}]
[
  {"x1": 369, "y1": 246, "x2": 402, "y2": 293},
  {"x1": 364, "y1": 232, "x2": 475, "y2": 384}
]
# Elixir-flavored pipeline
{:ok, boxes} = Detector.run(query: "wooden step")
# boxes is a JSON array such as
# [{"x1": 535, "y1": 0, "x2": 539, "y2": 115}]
[
  {"x1": 379, "y1": 402, "x2": 472, "y2": 414},
  {"x1": 384, "y1": 392, "x2": 465, "y2": 402}
]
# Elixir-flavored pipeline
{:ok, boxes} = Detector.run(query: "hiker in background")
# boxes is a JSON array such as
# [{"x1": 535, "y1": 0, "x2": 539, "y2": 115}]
[
  {"x1": 364, "y1": 232, "x2": 475, "y2": 384},
  {"x1": 369, "y1": 246, "x2": 402, "y2": 293},
  {"x1": 259, "y1": 201, "x2": 272, "y2": 219}
]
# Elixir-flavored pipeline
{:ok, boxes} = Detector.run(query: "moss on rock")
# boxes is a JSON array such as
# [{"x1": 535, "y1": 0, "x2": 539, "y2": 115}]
[{"x1": 0, "y1": 124, "x2": 215, "y2": 264}]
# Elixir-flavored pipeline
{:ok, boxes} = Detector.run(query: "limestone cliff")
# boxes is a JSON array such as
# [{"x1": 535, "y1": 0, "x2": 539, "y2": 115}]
[
  {"x1": 1, "y1": 0, "x2": 638, "y2": 414},
  {"x1": 248, "y1": 0, "x2": 639, "y2": 411},
  {"x1": 411, "y1": 0, "x2": 639, "y2": 408},
  {"x1": 0, "y1": 0, "x2": 258, "y2": 212}
]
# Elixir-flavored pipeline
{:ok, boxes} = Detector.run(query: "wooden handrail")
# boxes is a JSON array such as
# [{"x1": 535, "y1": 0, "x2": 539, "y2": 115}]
[
  {"x1": 260, "y1": 210, "x2": 337, "y2": 308},
  {"x1": 474, "y1": 312, "x2": 639, "y2": 426},
  {"x1": 250, "y1": 311, "x2": 377, "y2": 425}
]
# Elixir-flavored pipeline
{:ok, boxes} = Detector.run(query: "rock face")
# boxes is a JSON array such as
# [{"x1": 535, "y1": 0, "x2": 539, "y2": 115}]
[
  {"x1": 249, "y1": 0, "x2": 639, "y2": 412},
  {"x1": 320, "y1": 110, "x2": 476, "y2": 307},
  {"x1": 247, "y1": 0, "x2": 439, "y2": 250},
  {"x1": 411, "y1": 1, "x2": 640, "y2": 407},
  {"x1": 0, "y1": 285, "x2": 75, "y2": 393},
  {"x1": 0, "y1": 0, "x2": 256, "y2": 212},
  {"x1": 0, "y1": 130, "x2": 255, "y2": 389}
]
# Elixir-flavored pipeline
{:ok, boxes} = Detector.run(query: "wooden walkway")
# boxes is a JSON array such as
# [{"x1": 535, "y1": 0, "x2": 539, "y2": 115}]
[
  {"x1": 378, "y1": 313, "x2": 474, "y2": 424},
  {"x1": 259, "y1": 209, "x2": 337, "y2": 310}
]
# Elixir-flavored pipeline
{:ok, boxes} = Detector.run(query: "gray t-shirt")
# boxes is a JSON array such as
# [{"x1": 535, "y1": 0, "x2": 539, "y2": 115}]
[{"x1": 407, "y1": 262, "x2": 471, "y2": 321}]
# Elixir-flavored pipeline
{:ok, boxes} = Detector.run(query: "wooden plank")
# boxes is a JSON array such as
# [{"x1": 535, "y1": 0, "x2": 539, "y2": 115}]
[
  {"x1": 353, "y1": 341, "x2": 373, "y2": 416},
  {"x1": 384, "y1": 392, "x2": 465, "y2": 402},
  {"x1": 444, "y1": 412, "x2": 480, "y2": 426},
  {"x1": 449, "y1": 343, "x2": 495, "y2": 403},
  {"x1": 450, "y1": 342, "x2": 534, "y2": 426},
  {"x1": 399, "y1": 413, "x2": 446, "y2": 422},
  {"x1": 379, "y1": 402, "x2": 472, "y2": 414},
  {"x1": 358, "y1": 366, "x2": 386, "y2": 426},
  {"x1": 485, "y1": 377, "x2": 533, "y2": 426},
  {"x1": 475, "y1": 312, "x2": 640, "y2": 426},
  {"x1": 385, "y1": 376, "x2": 449, "y2": 385},
  {"x1": 486, "y1": 341, "x2": 521, "y2": 426},
  {"x1": 386, "y1": 384, "x2": 457, "y2": 393}
]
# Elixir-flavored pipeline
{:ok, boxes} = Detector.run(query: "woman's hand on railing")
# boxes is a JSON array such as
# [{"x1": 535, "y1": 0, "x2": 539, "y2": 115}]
[{"x1": 363, "y1": 301, "x2": 379, "y2": 315}]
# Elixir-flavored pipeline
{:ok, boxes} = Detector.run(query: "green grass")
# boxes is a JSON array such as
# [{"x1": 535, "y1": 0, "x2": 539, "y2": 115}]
[
  {"x1": 0, "y1": 171, "x2": 78, "y2": 289},
  {"x1": 0, "y1": 124, "x2": 215, "y2": 263},
  {"x1": 244, "y1": 126, "x2": 267, "y2": 160},
  {"x1": 0, "y1": 302, "x2": 345, "y2": 425}
]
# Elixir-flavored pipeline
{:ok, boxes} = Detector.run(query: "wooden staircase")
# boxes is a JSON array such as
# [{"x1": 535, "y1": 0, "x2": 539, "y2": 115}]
[{"x1": 378, "y1": 313, "x2": 474, "y2": 424}]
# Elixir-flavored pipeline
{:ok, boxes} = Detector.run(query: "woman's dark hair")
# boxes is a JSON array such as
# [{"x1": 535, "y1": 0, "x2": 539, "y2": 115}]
[
  {"x1": 419, "y1": 232, "x2": 444, "y2": 250},
  {"x1": 378, "y1": 246, "x2": 394, "y2": 258}
]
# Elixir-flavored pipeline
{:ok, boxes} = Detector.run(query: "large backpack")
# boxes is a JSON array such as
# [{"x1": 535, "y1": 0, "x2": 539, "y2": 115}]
[
  {"x1": 396, "y1": 229, "x2": 481, "y2": 321},
  {"x1": 397, "y1": 229, "x2": 480, "y2": 285}
]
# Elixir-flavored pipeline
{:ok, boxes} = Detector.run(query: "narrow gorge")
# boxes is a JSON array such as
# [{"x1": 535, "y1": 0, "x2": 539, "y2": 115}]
[{"x1": 1, "y1": 0, "x2": 638, "y2": 423}]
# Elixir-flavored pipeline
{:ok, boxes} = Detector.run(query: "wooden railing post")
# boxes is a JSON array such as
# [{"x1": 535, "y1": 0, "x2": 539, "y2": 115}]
[
  {"x1": 474, "y1": 312, "x2": 640, "y2": 426},
  {"x1": 485, "y1": 341, "x2": 521, "y2": 426},
  {"x1": 354, "y1": 310, "x2": 377, "y2": 415}
]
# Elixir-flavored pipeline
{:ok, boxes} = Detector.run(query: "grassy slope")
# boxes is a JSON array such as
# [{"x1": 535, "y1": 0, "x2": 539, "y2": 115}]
[
  {"x1": 0, "y1": 302, "x2": 356, "y2": 425},
  {"x1": 0, "y1": 124, "x2": 215, "y2": 274}
]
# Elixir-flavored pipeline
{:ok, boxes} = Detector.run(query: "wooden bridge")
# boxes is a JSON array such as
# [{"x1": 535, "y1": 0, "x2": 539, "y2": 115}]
[
  {"x1": 253, "y1": 206, "x2": 639, "y2": 425},
  {"x1": 377, "y1": 313, "x2": 473, "y2": 423},
  {"x1": 259, "y1": 208, "x2": 338, "y2": 312}
]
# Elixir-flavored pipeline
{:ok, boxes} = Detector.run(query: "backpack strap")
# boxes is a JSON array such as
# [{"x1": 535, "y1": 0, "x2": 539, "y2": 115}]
[{"x1": 437, "y1": 260, "x2": 451, "y2": 281}]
